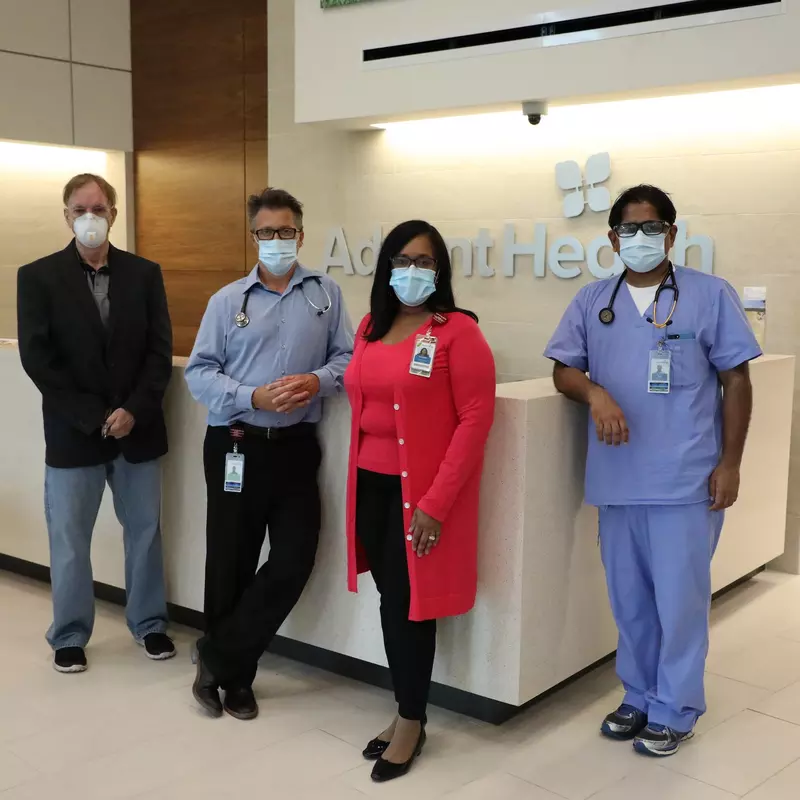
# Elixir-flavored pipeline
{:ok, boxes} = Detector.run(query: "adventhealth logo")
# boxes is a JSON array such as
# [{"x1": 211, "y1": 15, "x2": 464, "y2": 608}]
[
  {"x1": 555, "y1": 152, "x2": 612, "y2": 218},
  {"x1": 323, "y1": 154, "x2": 714, "y2": 279}
]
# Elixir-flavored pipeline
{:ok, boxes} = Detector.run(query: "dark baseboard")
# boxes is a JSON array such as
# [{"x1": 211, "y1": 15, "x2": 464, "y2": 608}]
[
  {"x1": 712, "y1": 566, "x2": 765, "y2": 599},
  {"x1": 0, "y1": 553, "x2": 518, "y2": 722},
  {"x1": 0, "y1": 553, "x2": 767, "y2": 725}
]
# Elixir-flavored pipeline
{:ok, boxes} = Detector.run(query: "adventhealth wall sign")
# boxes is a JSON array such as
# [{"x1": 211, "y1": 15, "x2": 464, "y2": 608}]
[
  {"x1": 322, "y1": 153, "x2": 715, "y2": 279},
  {"x1": 322, "y1": 220, "x2": 714, "y2": 280}
]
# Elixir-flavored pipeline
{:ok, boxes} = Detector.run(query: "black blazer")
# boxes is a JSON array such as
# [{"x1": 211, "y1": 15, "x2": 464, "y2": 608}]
[{"x1": 17, "y1": 242, "x2": 173, "y2": 468}]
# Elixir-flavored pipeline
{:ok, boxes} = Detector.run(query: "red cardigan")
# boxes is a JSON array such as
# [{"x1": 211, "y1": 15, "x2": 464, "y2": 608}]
[{"x1": 344, "y1": 312, "x2": 496, "y2": 621}]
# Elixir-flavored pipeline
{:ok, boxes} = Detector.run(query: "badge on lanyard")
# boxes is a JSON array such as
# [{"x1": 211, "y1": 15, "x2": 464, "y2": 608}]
[
  {"x1": 410, "y1": 334, "x2": 438, "y2": 378},
  {"x1": 648, "y1": 347, "x2": 671, "y2": 395},
  {"x1": 224, "y1": 449, "x2": 245, "y2": 493}
]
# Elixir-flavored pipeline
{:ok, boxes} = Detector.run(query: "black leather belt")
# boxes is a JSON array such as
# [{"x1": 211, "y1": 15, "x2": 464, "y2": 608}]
[{"x1": 231, "y1": 422, "x2": 316, "y2": 441}]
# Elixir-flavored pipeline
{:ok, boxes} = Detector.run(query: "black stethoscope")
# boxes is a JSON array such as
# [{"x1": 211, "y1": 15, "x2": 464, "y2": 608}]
[
  {"x1": 234, "y1": 276, "x2": 332, "y2": 328},
  {"x1": 599, "y1": 264, "x2": 679, "y2": 330}
]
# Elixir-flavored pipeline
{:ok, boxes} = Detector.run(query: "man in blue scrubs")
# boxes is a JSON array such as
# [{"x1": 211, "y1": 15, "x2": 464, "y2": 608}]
[{"x1": 545, "y1": 185, "x2": 761, "y2": 757}]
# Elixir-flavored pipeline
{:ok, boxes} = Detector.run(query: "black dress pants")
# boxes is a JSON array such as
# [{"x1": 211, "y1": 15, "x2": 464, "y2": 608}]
[
  {"x1": 356, "y1": 469, "x2": 437, "y2": 721},
  {"x1": 200, "y1": 424, "x2": 321, "y2": 689}
]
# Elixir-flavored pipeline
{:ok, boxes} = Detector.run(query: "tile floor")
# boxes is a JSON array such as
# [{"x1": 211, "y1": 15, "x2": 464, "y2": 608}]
[{"x1": 2, "y1": 569, "x2": 800, "y2": 799}]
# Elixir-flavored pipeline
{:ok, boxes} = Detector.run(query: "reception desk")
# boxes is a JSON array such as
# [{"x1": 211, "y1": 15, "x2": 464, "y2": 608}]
[{"x1": 0, "y1": 341, "x2": 794, "y2": 720}]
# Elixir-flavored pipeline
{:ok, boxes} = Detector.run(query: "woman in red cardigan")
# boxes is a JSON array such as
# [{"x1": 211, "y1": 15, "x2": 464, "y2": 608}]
[{"x1": 344, "y1": 220, "x2": 496, "y2": 783}]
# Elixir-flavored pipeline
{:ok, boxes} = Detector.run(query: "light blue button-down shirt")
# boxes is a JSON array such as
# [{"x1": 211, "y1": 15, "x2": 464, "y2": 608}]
[{"x1": 185, "y1": 264, "x2": 354, "y2": 428}]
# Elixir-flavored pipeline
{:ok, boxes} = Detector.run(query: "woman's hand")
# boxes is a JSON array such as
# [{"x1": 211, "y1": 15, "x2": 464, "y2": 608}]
[{"x1": 408, "y1": 508, "x2": 442, "y2": 557}]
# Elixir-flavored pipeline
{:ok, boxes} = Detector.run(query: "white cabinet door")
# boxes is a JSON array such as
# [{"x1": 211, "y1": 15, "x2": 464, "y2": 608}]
[
  {"x1": 72, "y1": 64, "x2": 133, "y2": 151},
  {"x1": 0, "y1": 52, "x2": 73, "y2": 146},
  {"x1": 0, "y1": 0, "x2": 70, "y2": 61}
]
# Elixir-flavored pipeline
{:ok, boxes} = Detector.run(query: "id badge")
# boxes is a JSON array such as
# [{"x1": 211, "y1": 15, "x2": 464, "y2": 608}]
[
  {"x1": 224, "y1": 452, "x2": 245, "y2": 493},
  {"x1": 648, "y1": 349, "x2": 671, "y2": 395},
  {"x1": 410, "y1": 335, "x2": 437, "y2": 378}
]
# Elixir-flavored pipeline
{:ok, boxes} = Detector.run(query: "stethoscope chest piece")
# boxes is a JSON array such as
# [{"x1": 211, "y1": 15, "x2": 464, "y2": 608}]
[
  {"x1": 234, "y1": 311, "x2": 250, "y2": 328},
  {"x1": 599, "y1": 308, "x2": 615, "y2": 325}
]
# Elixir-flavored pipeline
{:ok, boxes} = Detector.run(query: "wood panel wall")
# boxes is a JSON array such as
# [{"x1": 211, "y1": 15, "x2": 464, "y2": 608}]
[{"x1": 131, "y1": 0, "x2": 268, "y2": 356}]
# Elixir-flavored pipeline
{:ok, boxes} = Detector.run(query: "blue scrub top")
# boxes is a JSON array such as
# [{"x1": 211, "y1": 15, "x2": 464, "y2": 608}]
[{"x1": 545, "y1": 266, "x2": 762, "y2": 507}]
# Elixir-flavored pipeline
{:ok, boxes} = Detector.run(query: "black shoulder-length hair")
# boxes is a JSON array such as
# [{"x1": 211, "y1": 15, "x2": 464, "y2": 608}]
[{"x1": 365, "y1": 220, "x2": 478, "y2": 342}]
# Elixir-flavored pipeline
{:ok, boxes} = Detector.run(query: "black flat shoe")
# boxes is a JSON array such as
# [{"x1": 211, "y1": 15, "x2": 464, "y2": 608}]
[
  {"x1": 192, "y1": 651, "x2": 223, "y2": 718},
  {"x1": 371, "y1": 727, "x2": 426, "y2": 783},
  {"x1": 363, "y1": 714, "x2": 425, "y2": 760},
  {"x1": 224, "y1": 686, "x2": 259, "y2": 721},
  {"x1": 362, "y1": 737, "x2": 390, "y2": 760}
]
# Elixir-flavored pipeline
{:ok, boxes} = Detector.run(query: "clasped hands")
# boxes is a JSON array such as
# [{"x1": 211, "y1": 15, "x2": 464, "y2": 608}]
[
  {"x1": 252, "y1": 374, "x2": 320, "y2": 415},
  {"x1": 103, "y1": 408, "x2": 135, "y2": 439}
]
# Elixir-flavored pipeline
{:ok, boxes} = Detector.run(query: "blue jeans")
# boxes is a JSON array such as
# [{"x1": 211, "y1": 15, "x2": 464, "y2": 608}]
[{"x1": 44, "y1": 456, "x2": 168, "y2": 650}]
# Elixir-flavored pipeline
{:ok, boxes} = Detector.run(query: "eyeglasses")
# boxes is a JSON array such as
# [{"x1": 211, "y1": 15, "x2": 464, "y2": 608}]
[
  {"x1": 614, "y1": 221, "x2": 671, "y2": 238},
  {"x1": 390, "y1": 255, "x2": 437, "y2": 270},
  {"x1": 67, "y1": 205, "x2": 112, "y2": 218},
  {"x1": 254, "y1": 227, "x2": 301, "y2": 241}
]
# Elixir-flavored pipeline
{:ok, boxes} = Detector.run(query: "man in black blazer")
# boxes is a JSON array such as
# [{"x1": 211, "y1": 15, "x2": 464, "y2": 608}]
[{"x1": 17, "y1": 173, "x2": 176, "y2": 673}]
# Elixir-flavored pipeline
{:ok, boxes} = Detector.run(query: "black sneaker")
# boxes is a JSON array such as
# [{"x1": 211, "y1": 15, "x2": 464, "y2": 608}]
[
  {"x1": 600, "y1": 704, "x2": 648, "y2": 741},
  {"x1": 633, "y1": 724, "x2": 694, "y2": 757},
  {"x1": 140, "y1": 632, "x2": 176, "y2": 661},
  {"x1": 54, "y1": 646, "x2": 87, "y2": 673}
]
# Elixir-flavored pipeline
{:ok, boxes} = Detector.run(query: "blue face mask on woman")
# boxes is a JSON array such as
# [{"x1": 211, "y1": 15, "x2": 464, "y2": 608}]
[{"x1": 390, "y1": 266, "x2": 437, "y2": 307}]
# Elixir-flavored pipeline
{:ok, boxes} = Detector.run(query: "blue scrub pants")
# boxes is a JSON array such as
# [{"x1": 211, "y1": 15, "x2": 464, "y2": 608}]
[{"x1": 599, "y1": 504, "x2": 724, "y2": 733}]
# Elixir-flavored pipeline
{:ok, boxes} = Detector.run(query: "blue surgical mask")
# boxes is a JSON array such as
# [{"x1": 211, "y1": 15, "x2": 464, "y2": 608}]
[
  {"x1": 258, "y1": 239, "x2": 297, "y2": 276},
  {"x1": 390, "y1": 266, "x2": 437, "y2": 307},
  {"x1": 619, "y1": 232, "x2": 668, "y2": 274}
]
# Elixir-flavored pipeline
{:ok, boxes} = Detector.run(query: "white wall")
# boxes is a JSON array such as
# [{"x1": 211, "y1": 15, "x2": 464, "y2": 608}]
[
  {"x1": 0, "y1": 0, "x2": 132, "y2": 150},
  {"x1": 269, "y1": 0, "x2": 800, "y2": 569},
  {"x1": 0, "y1": 143, "x2": 130, "y2": 338},
  {"x1": 294, "y1": 0, "x2": 800, "y2": 124}
]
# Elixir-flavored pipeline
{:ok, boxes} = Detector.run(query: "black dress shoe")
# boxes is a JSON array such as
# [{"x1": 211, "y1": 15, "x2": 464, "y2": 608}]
[
  {"x1": 192, "y1": 653, "x2": 223, "y2": 718},
  {"x1": 371, "y1": 726, "x2": 426, "y2": 783},
  {"x1": 224, "y1": 686, "x2": 259, "y2": 721},
  {"x1": 362, "y1": 737, "x2": 390, "y2": 760}
]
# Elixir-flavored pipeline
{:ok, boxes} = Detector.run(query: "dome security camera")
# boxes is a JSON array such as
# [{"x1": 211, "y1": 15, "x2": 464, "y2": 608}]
[{"x1": 522, "y1": 100, "x2": 548, "y2": 126}]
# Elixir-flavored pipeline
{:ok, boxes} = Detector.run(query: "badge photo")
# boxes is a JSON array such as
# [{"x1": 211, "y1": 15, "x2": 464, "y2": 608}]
[
  {"x1": 410, "y1": 335, "x2": 437, "y2": 378},
  {"x1": 648, "y1": 350, "x2": 672, "y2": 395},
  {"x1": 224, "y1": 452, "x2": 245, "y2": 493}
]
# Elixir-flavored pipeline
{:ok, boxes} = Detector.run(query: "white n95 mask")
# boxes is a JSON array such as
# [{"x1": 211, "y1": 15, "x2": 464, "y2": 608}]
[{"x1": 73, "y1": 214, "x2": 109, "y2": 249}]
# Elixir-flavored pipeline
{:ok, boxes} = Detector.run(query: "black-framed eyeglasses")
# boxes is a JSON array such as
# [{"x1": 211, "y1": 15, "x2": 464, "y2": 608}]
[
  {"x1": 614, "y1": 221, "x2": 671, "y2": 238},
  {"x1": 390, "y1": 255, "x2": 437, "y2": 270},
  {"x1": 254, "y1": 227, "x2": 301, "y2": 241}
]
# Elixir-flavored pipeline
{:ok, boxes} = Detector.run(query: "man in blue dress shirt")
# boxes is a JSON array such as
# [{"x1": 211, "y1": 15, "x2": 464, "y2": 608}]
[{"x1": 185, "y1": 188, "x2": 354, "y2": 720}]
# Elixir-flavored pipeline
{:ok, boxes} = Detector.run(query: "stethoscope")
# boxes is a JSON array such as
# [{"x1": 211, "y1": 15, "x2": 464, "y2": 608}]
[
  {"x1": 234, "y1": 276, "x2": 332, "y2": 328},
  {"x1": 599, "y1": 264, "x2": 679, "y2": 329}
]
